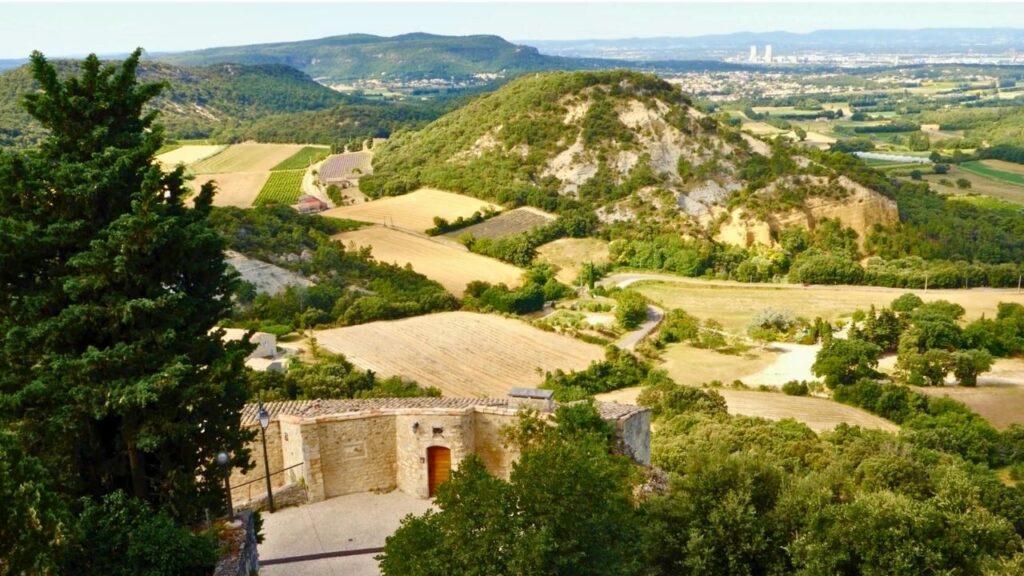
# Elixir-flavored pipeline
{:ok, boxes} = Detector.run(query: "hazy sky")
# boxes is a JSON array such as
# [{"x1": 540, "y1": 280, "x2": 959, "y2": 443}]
[{"x1": 1, "y1": 2, "x2": 1022, "y2": 59}]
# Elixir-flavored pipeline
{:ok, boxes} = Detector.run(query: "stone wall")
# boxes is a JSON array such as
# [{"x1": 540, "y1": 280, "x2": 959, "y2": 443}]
[
  {"x1": 318, "y1": 414, "x2": 397, "y2": 498},
  {"x1": 229, "y1": 421, "x2": 284, "y2": 505},
  {"x1": 233, "y1": 400, "x2": 651, "y2": 503},
  {"x1": 395, "y1": 410, "x2": 475, "y2": 498},
  {"x1": 213, "y1": 511, "x2": 259, "y2": 576},
  {"x1": 472, "y1": 409, "x2": 520, "y2": 479},
  {"x1": 617, "y1": 410, "x2": 652, "y2": 466}
]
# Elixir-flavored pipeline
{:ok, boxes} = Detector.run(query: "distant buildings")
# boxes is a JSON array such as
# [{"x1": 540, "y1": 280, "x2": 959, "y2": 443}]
[{"x1": 747, "y1": 45, "x2": 775, "y2": 64}]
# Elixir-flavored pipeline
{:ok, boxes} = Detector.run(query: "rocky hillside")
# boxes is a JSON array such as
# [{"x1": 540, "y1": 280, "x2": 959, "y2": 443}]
[
  {"x1": 715, "y1": 175, "x2": 899, "y2": 250},
  {"x1": 361, "y1": 70, "x2": 899, "y2": 246}
]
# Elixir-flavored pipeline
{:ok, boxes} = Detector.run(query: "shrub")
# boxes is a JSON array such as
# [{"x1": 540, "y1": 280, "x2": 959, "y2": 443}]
[
  {"x1": 782, "y1": 380, "x2": 810, "y2": 396},
  {"x1": 64, "y1": 491, "x2": 217, "y2": 576},
  {"x1": 614, "y1": 290, "x2": 648, "y2": 330}
]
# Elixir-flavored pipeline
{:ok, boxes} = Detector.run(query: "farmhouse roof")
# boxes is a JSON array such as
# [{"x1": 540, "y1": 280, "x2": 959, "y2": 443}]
[{"x1": 241, "y1": 397, "x2": 645, "y2": 426}]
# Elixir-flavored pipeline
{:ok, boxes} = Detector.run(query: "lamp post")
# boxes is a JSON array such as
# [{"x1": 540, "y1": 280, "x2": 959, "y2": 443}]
[
  {"x1": 216, "y1": 451, "x2": 234, "y2": 519},
  {"x1": 258, "y1": 403, "x2": 275, "y2": 512}
]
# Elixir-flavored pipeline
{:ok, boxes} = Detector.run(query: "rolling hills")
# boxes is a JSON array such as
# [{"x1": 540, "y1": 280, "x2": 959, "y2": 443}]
[
  {"x1": 156, "y1": 33, "x2": 600, "y2": 83},
  {"x1": 0, "y1": 59, "x2": 346, "y2": 146}
]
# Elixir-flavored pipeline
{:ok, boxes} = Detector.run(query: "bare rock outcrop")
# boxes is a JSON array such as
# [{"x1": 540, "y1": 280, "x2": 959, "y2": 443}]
[{"x1": 715, "y1": 176, "x2": 898, "y2": 250}]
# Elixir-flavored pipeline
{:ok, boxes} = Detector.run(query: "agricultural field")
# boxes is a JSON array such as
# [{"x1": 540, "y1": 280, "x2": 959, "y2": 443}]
[
  {"x1": 192, "y1": 172, "x2": 271, "y2": 208},
  {"x1": 332, "y1": 225, "x2": 523, "y2": 296},
  {"x1": 191, "y1": 142, "x2": 306, "y2": 174},
  {"x1": 156, "y1": 144, "x2": 225, "y2": 170},
  {"x1": 322, "y1": 188, "x2": 500, "y2": 232},
  {"x1": 536, "y1": 238, "x2": 610, "y2": 285},
  {"x1": 252, "y1": 170, "x2": 305, "y2": 206},
  {"x1": 319, "y1": 151, "x2": 373, "y2": 183},
  {"x1": 270, "y1": 146, "x2": 331, "y2": 171},
  {"x1": 596, "y1": 386, "x2": 898, "y2": 433},
  {"x1": 312, "y1": 311, "x2": 605, "y2": 397},
  {"x1": 921, "y1": 165, "x2": 1024, "y2": 205},
  {"x1": 631, "y1": 278, "x2": 1021, "y2": 335},
  {"x1": 960, "y1": 160, "x2": 1024, "y2": 186},
  {"x1": 444, "y1": 207, "x2": 555, "y2": 240}
]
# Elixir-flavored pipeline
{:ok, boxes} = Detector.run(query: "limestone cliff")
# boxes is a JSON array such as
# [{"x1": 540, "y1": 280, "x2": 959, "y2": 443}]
[{"x1": 715, "y1": 176, "x2": 899, "y2": 250}]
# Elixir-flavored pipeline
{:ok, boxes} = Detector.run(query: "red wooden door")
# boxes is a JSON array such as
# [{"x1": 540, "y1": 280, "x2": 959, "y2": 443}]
[{"x1": 427, "y1": 446, "x2": 451, "y2": 497}]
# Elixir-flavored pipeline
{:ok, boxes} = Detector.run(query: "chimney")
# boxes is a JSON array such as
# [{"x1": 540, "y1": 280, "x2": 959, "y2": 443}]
[{"x1": 507, "y1": 388, "x2": 555, "y2": 413}]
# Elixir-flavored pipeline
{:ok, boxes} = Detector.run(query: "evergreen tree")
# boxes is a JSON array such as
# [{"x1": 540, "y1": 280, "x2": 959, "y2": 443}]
[{"x1": 0, "y1": 49, "x2": 252, "y2": 523}]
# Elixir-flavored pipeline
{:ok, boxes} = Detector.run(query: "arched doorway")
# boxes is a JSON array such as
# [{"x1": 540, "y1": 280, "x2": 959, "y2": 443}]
[{"x1": 427, "y1": 446, "x2": 451, "y2": 497}]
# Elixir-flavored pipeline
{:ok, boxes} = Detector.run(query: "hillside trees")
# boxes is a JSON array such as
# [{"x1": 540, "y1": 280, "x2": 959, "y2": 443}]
[{"x1": 0, "y1": 49, "x2": 249, "y2": 567}]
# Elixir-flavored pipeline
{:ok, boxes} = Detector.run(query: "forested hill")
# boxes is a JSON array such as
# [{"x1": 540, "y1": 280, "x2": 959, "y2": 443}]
[
  {"x1": 0, "y1": 60, "x2": 345, "y2": 146},
  {"x1": 155, "y1": 33, "x2": 606, "y2": 83}
]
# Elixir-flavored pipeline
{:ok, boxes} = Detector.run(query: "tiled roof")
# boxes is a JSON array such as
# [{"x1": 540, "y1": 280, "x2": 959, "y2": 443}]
[{"x1": 241, "y1": 398, "x2": 646, "y2": 426}]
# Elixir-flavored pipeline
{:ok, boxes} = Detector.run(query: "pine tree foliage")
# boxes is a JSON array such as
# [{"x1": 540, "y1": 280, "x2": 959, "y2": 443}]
[{"x1": 0, "y1": 49, "x2": 252, "y2": 522}]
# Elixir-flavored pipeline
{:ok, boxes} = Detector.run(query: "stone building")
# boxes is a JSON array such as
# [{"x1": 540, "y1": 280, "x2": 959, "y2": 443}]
[{"x1": 229, "y1": 394, "x2": 650, "y2": 506}]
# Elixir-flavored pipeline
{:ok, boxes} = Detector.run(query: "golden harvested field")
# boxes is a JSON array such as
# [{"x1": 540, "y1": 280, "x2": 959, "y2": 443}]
[
  {"x1": 312, "y1": 311, "x2": 605, "y2": 397},
  {"x1": 322, "y1": 188, "x2": 501, "y2": 232},
  {"x1": 537, "y1": 238, "x2": 611, "y2": 284},
  {"x1": 660, "y1": 344, "x2": 780, "y2": 387},
  {"x1": 596, "y1": 386, "x2": 898, "y2": 433},
  {"x1": 192, "y1": 172, "x2": 271, "y2": 208},
  {"x1": 634, "y1": 279, "x2": 1022, "y2": 335},
  {"x1": 156, "y1": 144, "x2": 225, "y2": 169},
  {"x1": 333, "y1": 226, "x2": 523, "y2": 296},
  {"x1": 191, "y1": 143, "x2": 306, "y2": 174}
]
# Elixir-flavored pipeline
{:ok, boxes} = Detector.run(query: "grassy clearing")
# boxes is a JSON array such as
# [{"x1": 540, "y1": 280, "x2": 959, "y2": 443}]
[
  {"x1": 595, "y1": 386, "x2": 898, "y2": 433},
  {"x1": 271, "y1": 146, "x2": 331, "y2": 171},
  {"x1": 537, "y1": 238, "x2": 611, "y2": 285},
  {"x1": 192, "y1": 143, "x2": 305, "y2": 174},
  {"x1": 252, "y1": 170, "x2": 304, "y2": 206},
  {"x1": 313, "y1": 311, "x2": 604, "y2": 397},
  {"x1": 961, "y1": 160, "x2": 1024, "y2": 186},
  {"x1": 332, "y1": 225, "x2": 523, "y2": 296},
  {"x1": 322, "y1": 188, "x2": 500, "y2": 232},
  {"x1": 659, "y1": 344, "x2": 779, "y2": 387},
  {"x1": 634, "y1": 280, "x2": 1021, "y2": 336}
]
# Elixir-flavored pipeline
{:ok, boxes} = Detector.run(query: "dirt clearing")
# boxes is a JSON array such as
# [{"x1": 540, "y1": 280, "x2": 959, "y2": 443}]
[
  {"x1": 312, "y1": 311, "x2": 605, "y2": 397},
  {"x1": 537, "y1": 238, "x2": 611, "y2": 285},
  {"x1": 333, "y1": 226, "x2": 523, "y2": 296},
  {"x1": 192, "y1": 143, "x2": 306, "y2": 174},
  {"x1": 322, "y1": 188, "x2": 500, "y2": 232}
]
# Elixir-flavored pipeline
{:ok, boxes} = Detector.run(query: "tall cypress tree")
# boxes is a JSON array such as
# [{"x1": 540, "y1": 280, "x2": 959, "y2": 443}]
[{"x1": 0, "y1": 49, "x2": 252, "y2": 521}]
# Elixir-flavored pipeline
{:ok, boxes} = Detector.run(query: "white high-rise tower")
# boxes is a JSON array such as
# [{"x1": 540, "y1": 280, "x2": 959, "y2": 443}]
[
  {"x1": 764, "y1": 44, "x2": 773, "y2": 63},
  {"x1": 749, "y1": 45, "x2": 758, "y2": 62}
]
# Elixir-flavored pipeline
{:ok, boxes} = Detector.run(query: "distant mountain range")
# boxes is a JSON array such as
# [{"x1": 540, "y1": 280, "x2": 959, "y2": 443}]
[
  {"x1": 154, "y1": 33, "x2": 604, "y2": 83},
  {"x1": 152, "y1": 33, "x2": 746, "y2": 83},
  {"x1": 527, "y1": 28, "x2": 1024, "y2": 60}
]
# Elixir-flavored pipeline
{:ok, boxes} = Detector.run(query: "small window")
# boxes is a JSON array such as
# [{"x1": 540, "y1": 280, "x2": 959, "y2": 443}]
[{"x1": 432, "y1": 427, "x2": 444, "y2": 437}]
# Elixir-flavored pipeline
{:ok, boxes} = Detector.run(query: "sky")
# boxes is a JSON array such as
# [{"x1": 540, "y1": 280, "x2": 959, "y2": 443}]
[{"x1": 1, "y1": 2, "x2": 1022, "y2": 59}]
